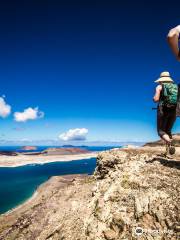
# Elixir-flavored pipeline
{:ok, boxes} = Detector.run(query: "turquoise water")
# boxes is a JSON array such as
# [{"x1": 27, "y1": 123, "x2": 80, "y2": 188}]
[{"x1": 0, "y1": 158, "x2": 96, "y2": 214}]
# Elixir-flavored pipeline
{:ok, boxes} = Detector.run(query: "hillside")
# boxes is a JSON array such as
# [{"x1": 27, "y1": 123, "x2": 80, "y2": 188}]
[{"x1": 0, "y1": 142, "x2": 179, "y2": 240}]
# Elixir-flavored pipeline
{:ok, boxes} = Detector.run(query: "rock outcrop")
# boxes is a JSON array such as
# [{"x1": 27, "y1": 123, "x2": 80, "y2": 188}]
[
  {"x1": 85, "y1": 148, "x2": 180, "y2": 240},
  {"x1": 0, "y1": 145, "x2": 179, "y2": 240}
]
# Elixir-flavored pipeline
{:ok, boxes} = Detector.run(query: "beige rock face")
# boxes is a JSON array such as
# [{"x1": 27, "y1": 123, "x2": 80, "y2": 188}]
[
  {"x1": 84, "y1": 148, "x2": 180, "y2": 240},
  {"x1": 0, "y1": 146, "x2": 179, "y2": 240}
]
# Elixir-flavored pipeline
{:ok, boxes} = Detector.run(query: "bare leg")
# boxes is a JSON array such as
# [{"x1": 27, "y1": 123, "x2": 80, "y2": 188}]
[{"x1": 161, "y1": 134, "x2": 172, "y2": 144}]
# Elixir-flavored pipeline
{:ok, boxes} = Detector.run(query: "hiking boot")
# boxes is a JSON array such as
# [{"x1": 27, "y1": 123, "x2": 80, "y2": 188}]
[
  {"x1": 169, "y1": 146, "x2": 175, "y2": 155},
  {"x1": 169, "y1": 139, "x2": 176, "y2": 155}
]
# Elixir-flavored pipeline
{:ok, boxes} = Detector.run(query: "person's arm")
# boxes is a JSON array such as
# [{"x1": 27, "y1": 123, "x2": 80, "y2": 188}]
[
  {"x1": 167, "y1": 25, "x2": 180, "y2": 61},
  {"x1": 153, "y1": 85, "x2": 162, "y2": 102}
]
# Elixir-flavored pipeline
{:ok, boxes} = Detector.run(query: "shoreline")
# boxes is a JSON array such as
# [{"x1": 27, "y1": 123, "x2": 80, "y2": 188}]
[
  {"x1": 0, "y1": 152, "x2": 97, "y2": 167},
  {"x1": 0, "y1": 174, "x2": 87, "y2": 217},
  {"x1": 1, "y1": 189, "x2": 39, "y2": 217},
  {"x1": 0, "y1": 174, "x2": 92, "y2": 238},
  {"x1": 0, "y1": 146, "x2": 179, "y2": 239}
]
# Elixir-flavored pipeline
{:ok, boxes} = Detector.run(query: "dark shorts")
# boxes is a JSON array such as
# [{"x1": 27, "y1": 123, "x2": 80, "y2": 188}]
[{"x1": 157, "y1": 106, "x2": 176, "y2": 138}]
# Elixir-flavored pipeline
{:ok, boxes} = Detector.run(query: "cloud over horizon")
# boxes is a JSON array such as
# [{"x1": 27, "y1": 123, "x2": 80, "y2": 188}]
[
  {"x1": 0, "y1": 97, "x2": 11, "y2": 118},
  {"x1": 59, "y1": 128, "x2": 88, "y2": 141},
  {"x1": 14, "y1": 107, "x2": 44, "y2": 122}
]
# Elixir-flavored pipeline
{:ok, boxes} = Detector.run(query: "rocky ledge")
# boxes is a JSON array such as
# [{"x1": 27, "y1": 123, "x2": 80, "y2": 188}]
[
  {"x1": 85, "y1": 148, "x2": 180, "y2": 240},
  {"x1": 0, "y1": 145, "x2": 179, "y2": 240}
]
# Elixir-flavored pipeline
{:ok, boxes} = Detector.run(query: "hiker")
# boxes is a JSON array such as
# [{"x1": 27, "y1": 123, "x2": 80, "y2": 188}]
[
  {"x1": 167, "y1": 25, "x2": 180, "y2": 61},
  {"x1": 153, "y1": 71, "x2": 178, "y2": 156}
]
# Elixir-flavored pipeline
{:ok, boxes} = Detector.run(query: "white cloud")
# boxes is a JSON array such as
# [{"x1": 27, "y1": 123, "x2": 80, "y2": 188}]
[
  {"x1": 19, "y1": 138, "x2": 31, "y2": 142},
  {"x1": 59, "y1": 128, "x2": 88, "y2": 141},
  {"x1": 14, "y1": 107, "x2": 44, "y2": 122},
  {"x1": 0, "y1": 97, "x2": 11, "y2": 118}
]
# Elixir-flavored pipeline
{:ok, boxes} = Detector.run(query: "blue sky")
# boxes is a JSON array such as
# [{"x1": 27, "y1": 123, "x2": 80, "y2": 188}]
[{"x1": 0, "y1": 0, "x2": 180, "y2": 145}]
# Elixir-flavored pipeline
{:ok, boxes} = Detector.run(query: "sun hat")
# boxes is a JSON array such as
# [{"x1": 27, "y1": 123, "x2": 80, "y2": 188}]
[{"x1": 154, "y1": 71, "x2": 174, "y2": 83}]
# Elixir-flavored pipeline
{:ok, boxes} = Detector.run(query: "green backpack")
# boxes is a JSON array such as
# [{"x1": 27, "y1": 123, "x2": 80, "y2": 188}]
[{"x1": 161, "y1": 83, "x2": 178, "y2": 106}]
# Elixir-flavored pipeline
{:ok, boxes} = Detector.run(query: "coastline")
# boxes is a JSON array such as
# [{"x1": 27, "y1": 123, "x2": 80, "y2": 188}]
[
  {"x1": 1, "y1": 189, "x2": 39, "y2": 217},
  {"x1": 0, "y1": 145, "x2": 179, "y2": 239},
  {"x1": 0, "y1": 152, "x2": 97, "y2": 167},
  {"x1": 0, "y1": 174, "x2": 93, "y2": 239},
  {"x1": 0, "y1": 174, "x2": 86, "y2": 217}
]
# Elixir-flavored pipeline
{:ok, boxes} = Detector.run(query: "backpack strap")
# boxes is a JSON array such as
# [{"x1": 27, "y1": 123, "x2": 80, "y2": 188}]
[
  {"x1": 176, "y1": 83, "x2": 180, "y2": 117},
  {"x1": 159, "y1": 84, "x2": 165, "y2": 102},
  {"x1": 158, "y1": 84, "x2": 165, "y2": 115},
  {"x1": 162, "y1": 83, "x2": 168, "y2": 97},
  {"x1": 177, "y1": 83, "x2": 180, "y2": 101}
]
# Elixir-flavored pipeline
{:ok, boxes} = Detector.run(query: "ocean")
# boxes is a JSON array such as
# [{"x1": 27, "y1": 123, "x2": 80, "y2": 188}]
[
  {"x1": 0, "y1": 146, "x2": 116, "y2": 214},
  {"x1": 0, "y1": 158, "x2": 96, "y2": 214}
]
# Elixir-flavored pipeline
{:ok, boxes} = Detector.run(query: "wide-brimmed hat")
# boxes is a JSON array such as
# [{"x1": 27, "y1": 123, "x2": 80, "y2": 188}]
[{"x1": 154, "y1": 71, "x2": 174, "y2": 83}]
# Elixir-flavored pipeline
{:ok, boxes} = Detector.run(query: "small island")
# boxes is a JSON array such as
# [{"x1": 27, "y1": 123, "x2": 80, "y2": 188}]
[
  {"x1": 42, "y1": 147, "x2": 89, "y2": 155},
  {"x1": 20, "y1": 146, "x2": 38, "y2": 151}
]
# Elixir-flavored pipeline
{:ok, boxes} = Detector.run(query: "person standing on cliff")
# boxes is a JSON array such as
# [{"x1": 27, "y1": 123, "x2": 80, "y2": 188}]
[
  {"x1": 153, "y1": 71, "x2": 178, "y2": 156},
  {"x1": 167, "y1": 25, "x2": 180, "y2": 61}
]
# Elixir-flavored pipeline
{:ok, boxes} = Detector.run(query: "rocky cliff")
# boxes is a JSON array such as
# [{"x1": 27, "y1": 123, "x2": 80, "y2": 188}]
[
  {"x1": 85, "y1": 148, "x2": 180, "y2": 240},
  {"x1": 0, "y1": 145, "x2": 179, "y2": 240}
]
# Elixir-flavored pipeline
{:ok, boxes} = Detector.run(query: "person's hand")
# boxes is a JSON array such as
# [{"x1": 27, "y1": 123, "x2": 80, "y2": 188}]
[{"x1": 167, "y1": 25, "x2": 180, "y2": 61}]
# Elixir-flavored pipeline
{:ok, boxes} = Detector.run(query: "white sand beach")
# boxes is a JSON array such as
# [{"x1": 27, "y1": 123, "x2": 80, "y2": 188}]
[{"x1": 0, "y1": 152, "x2": 97, "y2": 167}]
